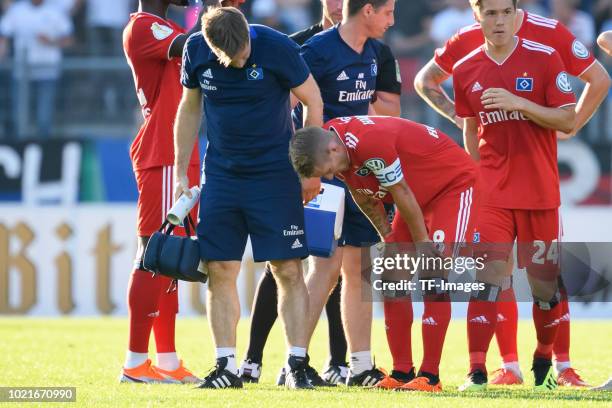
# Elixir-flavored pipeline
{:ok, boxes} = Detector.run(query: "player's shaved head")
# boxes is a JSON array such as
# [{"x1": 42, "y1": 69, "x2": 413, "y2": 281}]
[
  {"x1": 345, "y1": 0, "x2": 392, "y2": 17},
  {"x1": 290, "y1": 127, "x2": 335, "y2": 178},
  {"x1": 202, "y1": 7, "x2": 250, "y2": 67}
]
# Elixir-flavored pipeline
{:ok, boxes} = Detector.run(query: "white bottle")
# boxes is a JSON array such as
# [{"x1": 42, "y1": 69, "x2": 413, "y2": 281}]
[{"x1": 167, "y1": 186, "x2": 201, "y2": 226}]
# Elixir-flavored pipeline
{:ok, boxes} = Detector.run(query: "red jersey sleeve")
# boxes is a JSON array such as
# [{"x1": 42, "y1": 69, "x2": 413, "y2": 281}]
[
  {"x1": 452, "y1": 69, "x2": 475, "y2": 118},
  {"x1": 549, "y1": 22, "x2": 596, "y2": 77},
  {"x1": 127, "y1": 15, "x2": 182, "y2": 61},
  {"x1": 544, "y1": 51, "x2": 577, "y2": 108},
  {"x1": 433, "y1": 25, "x2": 481, "y2": 74}
]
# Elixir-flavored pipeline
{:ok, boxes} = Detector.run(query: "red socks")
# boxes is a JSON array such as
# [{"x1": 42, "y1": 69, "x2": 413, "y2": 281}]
[
  {"x1": 420, "y1": 296, "x2": 451, "y2": 375},
  {"x1": 533, "y1": 301, "x2": 562, "y2": 360},
  {"x1": 153, "y1": 276, "x2": 179, "y2": 353},
  {"x1": 127, "y1": 269, "x2": 177, "y2": 353},
  {"x1": 495, "y1": 288, "x2": 519, "y2": 363},
  {"x1": 467, "y1": 299, "x2": 498, "y2": 373},
  {"x1": 553, "y1": 294, "x2": 571, "y2": 363},
  {"x1": 383, "y1": 298, "x2": 414, "y2": 373}
]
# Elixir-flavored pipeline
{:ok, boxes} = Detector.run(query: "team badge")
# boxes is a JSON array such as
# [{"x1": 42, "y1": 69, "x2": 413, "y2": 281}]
[
  {"x1": 151, "y1": 22, "x2": 174, "y2": 40},
  {"x1": 515, "y1": 77, "x2": 533, "y2": 92},
  {"x1": 247, "y1": 66, "x2": 264, "y2": 81},
  {"x1": 371, "y1": 59, "x2": 378, "y2": 77},
  {"x1": 473, "y1": 232, "x2": 480, "y2": 243},
  {"x1": 556, "y1": 72, "x2": 572, "y2": 93},
  {"x1": 364, "y1": 158, "x2": 386, "y2": 172},
  {"x1": 572, "y1": 39, "x2": 589, "y2": 59}
]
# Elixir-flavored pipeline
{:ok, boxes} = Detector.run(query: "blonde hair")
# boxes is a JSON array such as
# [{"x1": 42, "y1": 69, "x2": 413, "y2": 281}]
[
  {"x1": 202, "y1": 7, "x2": 249, "y2": 67},
  {"x1": 470, "y1": 0, "x2": 518, "y2": 10}
]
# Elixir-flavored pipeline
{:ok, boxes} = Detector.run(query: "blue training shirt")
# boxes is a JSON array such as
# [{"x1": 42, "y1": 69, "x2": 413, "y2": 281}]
[
  {"x1": 182, "y1": 25, "x2": 310, "y2": 176},
  {"x1": 300, "y1": 25, "x2": 383, "y2": 123}
]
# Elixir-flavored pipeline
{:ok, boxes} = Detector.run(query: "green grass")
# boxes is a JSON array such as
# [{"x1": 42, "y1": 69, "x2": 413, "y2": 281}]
[{"x1": 1, "y1": 318, "x2": 611, "y2": 407}]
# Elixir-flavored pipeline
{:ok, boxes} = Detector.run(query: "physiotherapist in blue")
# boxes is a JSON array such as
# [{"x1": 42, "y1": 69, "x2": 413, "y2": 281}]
[
  {"x1": 173, "y1": 7, "x2": 324, "y2": 389},
  {"x1": 295, "y1": 0, "x2": 399, "y2": 387}
]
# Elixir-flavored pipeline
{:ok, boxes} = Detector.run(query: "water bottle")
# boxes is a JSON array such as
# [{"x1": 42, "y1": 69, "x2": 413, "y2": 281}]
[{"x1": 167, "y1": 186, "x2": 201, "y2": 226}]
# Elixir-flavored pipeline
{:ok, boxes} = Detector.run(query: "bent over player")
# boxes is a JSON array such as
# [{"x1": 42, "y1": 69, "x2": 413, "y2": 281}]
[{"x1": 290, "y1": 115, "x2": 481, "y2": 392}]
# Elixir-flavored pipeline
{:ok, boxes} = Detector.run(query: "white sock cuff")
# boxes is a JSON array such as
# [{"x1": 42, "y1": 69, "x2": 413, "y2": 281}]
[
  {"x1": 216, "y1": 347, "x2": 236, "y2": 359},
  {"x1": 288, "y1": 346, "x2": 307, "y2": 358}
]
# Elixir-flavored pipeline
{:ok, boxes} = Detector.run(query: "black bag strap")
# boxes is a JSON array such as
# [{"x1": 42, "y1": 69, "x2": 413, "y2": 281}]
[{"x1": 158, "y1": 215, "x2": 195, "y2": 236}]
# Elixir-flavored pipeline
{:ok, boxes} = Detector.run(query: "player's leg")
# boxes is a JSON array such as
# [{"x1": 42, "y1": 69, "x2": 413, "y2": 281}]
[
  {"x1": 404, "y1": 184, "x2": 478, "y2": 392},
  {"x1": 120, "y1": 166, "x2": 189, "y2": 384},
  {"x1": 339, "y1": 201, "x2": 387, "y2": 387},
  {"x1": 196, "y1": 176, "x2": 249, "y2": 389},
  {"x1": 152, "y1": 164, "x2": 200, "y2": 383},
  {"x1": 492, "y1": 260, "x2": 523, "y2": 385},
  {"x1": 300, "y1": 250, "x2": 345, "y2": 386},
  {"x1": 239, "y1": 264, "x2": 278, "y2": 383},
  {"x1": 518, "y1": 209, "x2": 562, "y2": 391},
  {"x1": 321, "y1": 278, "x2": 349, "y2": 385},
  {"x1": 554, "y1": 251, "x2": 587, "y2": 386},
  {"x1": 246, "y1": 171, "x2": 312, "y2": 389},
  {"x1": 460, "y1": 206, "x2": 516, "y2": 392},
  {"x1": 376, "y1": 228, "x2": 415, "y2": 390}
]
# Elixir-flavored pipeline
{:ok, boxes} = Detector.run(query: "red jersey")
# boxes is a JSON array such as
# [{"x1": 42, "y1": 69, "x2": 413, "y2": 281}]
[
  {"x1": 123, "y1": 12, "x2": 199, "y2": 170},
  {"x1": 325, "y1": 116, "x2": 478, "y2": 207},
  {"x1": 435, "y1": 11, "x2": 596, "y2": 77},
  {"x1": 453, "y1": 38, "x2": 576, "y2": 210}
]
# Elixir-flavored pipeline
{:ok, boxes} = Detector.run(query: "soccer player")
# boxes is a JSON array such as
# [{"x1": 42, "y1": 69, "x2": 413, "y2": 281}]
[
  {"x1": 239, "y1": 0, "x2": 402, "y2": 386},
  {"x1": 119, "y1": 0, "x2": 245, "y2": 384},
  {"x1": 414, "y1": 0, "x2": 609, "y2": 387},
  {"x1": 174, "y1": 7, "x2": 323, "y2": 389},
  {"x1": 451, "y1": 0, "x2": 577, "y2": 391},
  {"x1": 598, "y1": 30, "x2": 612, "y2": 56},
  {"x1": 295, "y1": 0, "x2": 397, "y2": 387},
  {"x1": 290, "y1": 115, "x2": 480, "y2": 391}
]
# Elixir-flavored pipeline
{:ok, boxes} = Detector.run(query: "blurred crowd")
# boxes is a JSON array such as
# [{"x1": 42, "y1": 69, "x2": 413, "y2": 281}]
[{"x1": 0, "y1": 0, "x2": 611, "y2": 140}]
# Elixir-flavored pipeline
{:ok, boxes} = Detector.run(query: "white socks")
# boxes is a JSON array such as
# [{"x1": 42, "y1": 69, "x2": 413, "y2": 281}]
[
  {"x1": 349, "y1": 351, "x2": 373, "y2": 375},
  {"x1": 555, "y1": 360, "x2": 571, "y2": 375},
  {"x1": 288, "y1": 346, "x2": 307, "y2": 358},
  {"x1": 503, "y1": 361, "x2": 522, "y2": 378},
  {"x1": 216, "y1": 347, "x2": 238, "y2": 374},
  {"x1": 124, "y1": 351, "x2": 148, "y2": 369},
  {"x1": 156, "y1": 352, "x2": 180, "y2": 371}
]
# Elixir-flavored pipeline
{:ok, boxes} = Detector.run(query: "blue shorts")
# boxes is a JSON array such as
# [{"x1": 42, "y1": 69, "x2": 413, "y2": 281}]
[
  {"x1": 197, "y1": 171, "x2": 309, "y2": 262},
  {"x1": 326, "y1": 177, "x2": 393, "y2": 248}
]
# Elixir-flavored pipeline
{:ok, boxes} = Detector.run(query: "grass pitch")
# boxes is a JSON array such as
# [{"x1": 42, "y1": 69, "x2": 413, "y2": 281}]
[{"x1": 1, "y1": 318, "x2": 611, "y2": 407}]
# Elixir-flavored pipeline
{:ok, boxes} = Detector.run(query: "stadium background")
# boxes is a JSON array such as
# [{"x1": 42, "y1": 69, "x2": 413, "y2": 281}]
[{"x1": 0, "y1": 0, "x2": 611, "y2": 319}]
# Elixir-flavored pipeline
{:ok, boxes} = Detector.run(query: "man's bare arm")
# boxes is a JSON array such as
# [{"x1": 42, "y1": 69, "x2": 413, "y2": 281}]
[
  {"x1": 597, "y1": 30, "x2": 612, "y2": 56},
  {"x1": 414, "y1": 59, "x2": 462, "y2": 128},
  {"x1": 372, "y1": 91, "x2": 401, "y2": 117},
  {"x1": 347, "y1": 186, "x2": 392, "y2": 239},
  {"x1": 291, "y1": 74, "x2": 324, "y2": 128},
  {"x1": 385, "y1": 180, "x2": 429, "y2": 243},
  {"x1": 173, "y1": 87, "x2": 203, "y2": 199},
  {"x1": 481, "y1": 88, "x2": 576, "y2": 133},
  {"x1": 291, "y1": 74, "x2": 324, "y2": 203}
]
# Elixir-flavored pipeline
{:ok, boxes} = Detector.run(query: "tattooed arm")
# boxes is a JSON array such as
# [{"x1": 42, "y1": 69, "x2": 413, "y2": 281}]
[
  {"x1": 414, "y1": 59, "x2": 463, "y2": 129},
  {"x1": 347, "y1": 186, "x2": 393, "y2": 240}
]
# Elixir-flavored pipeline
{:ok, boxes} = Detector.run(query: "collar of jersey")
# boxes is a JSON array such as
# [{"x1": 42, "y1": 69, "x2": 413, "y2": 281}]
[{"x1": 207, "y1": 25, "x2": 258, "y2": 64}]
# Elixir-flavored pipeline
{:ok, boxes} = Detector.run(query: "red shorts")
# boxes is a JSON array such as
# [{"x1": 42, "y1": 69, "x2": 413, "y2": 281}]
[
  {"x1": 134, "y1": 165, "x2": 201, "y2": 237},
  {"x1": 391, "y1": 180, "x2": 481, "y2": 257},
  {"x1": 476, "y1": 206, "x2": 561, "y2": 279}
]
